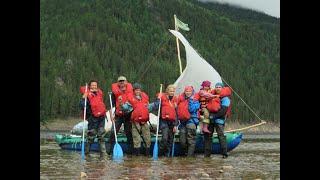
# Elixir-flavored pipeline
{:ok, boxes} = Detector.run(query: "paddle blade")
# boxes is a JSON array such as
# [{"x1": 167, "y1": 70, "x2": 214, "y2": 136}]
[
  {"x1": 112, "y1": 143, "x2": 123, "y2": 160},
  {"x1": 153, "y1": 142, "x2": 158, "y2": 160}
]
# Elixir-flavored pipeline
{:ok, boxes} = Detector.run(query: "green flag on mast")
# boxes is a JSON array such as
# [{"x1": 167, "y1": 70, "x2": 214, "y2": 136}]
[{"x1": 175, "y1": 16, "x2": 190, "y2": 31}]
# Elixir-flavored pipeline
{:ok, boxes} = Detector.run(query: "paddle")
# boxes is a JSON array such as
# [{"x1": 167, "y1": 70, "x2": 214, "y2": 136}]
[
  {"x1": 171, "y1": 121, "x2": 180, "y2": 157},
  {"x1": 153, "y1": 84, "x2": 163, "y2": 160},
  {"x1": 148, "y1": 120, "x2": 154, "y2": 131},
  {"x1": 108, "y1": 92, "x2": 124, "y2": 160},
  {"x1": 81, "y1": 83, "x2": 88, "y2": 161},
  {"x1": 80, "y1": 84, "x2": 88, "y2": 178}
]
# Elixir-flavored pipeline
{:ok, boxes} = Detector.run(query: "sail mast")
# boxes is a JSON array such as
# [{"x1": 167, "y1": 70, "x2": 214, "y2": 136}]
[{"x1": 174, "y1": 14, "x2": 183, "y2": 75}]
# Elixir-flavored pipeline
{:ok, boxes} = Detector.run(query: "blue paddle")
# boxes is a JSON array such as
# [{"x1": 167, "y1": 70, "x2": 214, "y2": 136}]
[
  {"x1": 108, "y1": 92, "x2": 123, "y2": 160},
  {"x1": 171, "y1": 121, "x2": 180, "y2": 157},
  {"x1": 153, "y1": 84, "x2": 163, "y2": 160},
  {"x1": 81, "y1": 83, "x2": 88, "y2": 161}
]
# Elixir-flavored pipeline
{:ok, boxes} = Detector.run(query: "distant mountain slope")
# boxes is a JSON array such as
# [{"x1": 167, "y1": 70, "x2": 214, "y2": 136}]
[{"x1": 40, "y1": 0, "x2": 279, "y2": 122}]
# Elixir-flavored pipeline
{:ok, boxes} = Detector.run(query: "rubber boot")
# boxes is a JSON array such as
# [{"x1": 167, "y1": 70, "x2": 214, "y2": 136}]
[
  {"x1": 127, "y1": 142, "x2": 133, "y2": 155},
  {"x1": 145, "y1": 147, "x2": 150, "y2": 157},
  {"x1": 106, "y1": 143, "x2": 113, "y2": 155},
  {"x1": 133, "y1": 148, "x2": 140, "y2": 156},
  {"x1": 202, "y1": 123, "x2": 211, "y2": 133},
  {"x1": 159, "y1": 146, "x2": 167, "y2": 157},
  {"x1": 180, "y1": 145, "x2": 187, "y2": 156},
  {"x1": 187, "y1": 145, "x2": 196, "y2": 157},
  {"x1": 219, "y1": 135, "x2": 228, "y2": 158},
  {"x1": 99, "y1": 140, "x2": 106, "y2": 160},
  {"x1": 204, "y1": 134, "x2": 212, "y2": 157},
  {"x1": 85, "y1": 142, "x2": 91, "y2": 157}
]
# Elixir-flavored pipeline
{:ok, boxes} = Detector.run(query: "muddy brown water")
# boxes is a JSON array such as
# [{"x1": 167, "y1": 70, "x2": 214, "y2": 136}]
[{"x1": 40, "y1": 131, "x2": 279, "y2": 179}]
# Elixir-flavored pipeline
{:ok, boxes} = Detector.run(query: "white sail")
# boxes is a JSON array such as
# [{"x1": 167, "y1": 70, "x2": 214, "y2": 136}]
[{"x1": 169, "y1": 29, "x2": 222, "y2": 95}]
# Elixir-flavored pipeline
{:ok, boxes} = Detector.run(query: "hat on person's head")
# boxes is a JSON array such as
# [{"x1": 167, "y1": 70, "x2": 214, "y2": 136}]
[
  {"x1": 117, "y1": 76, "x2": 127, "y2": 82},
  {"x1": 133, "y1": 83, "x2": 142, "y2": 90},
  {"x1": 184, "y1": 86, "x2": 193, "y2": 92},
  {"x1": 215, "y1": 82, "x2": 224, "y2": 88},
  {"x1": 201, "y1": 80, "x2": 211, "y2": 87}
]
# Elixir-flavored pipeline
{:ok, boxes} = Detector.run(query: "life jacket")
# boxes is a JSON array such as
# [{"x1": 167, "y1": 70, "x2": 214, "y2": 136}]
[
  {"x1": 213, "y1": 87, "x2": 232, "y2": 118},
  {"x1": 177, "y1": 94, "x2": 191, "y2": 121},
  {"x1": 111, "y1": 82, "x2": 133, "y2": 116},
  {"x1": 193, "y1": 92, "x2": 200, "y2": 101},
  {"x1": 161, "y1": 94, "x2": 178, "y2": 121},
  {"x1": 207, "y1": 97, "x2": 221, "y2": 113},
  {"x1": 128, "y1": 92, "x2": 149, "y2": 123},
  {"x1": 80, "y1": 86, "x2": 107, "y2": 118}
]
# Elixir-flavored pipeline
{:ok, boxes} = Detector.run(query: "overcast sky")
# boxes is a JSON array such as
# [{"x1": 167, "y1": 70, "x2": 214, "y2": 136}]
[{"x1": 199, "y1": 0, "x2": 280, "y2": 18}]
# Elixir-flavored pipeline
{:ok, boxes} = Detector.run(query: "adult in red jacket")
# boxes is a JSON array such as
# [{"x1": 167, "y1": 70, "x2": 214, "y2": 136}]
[
  {"x1": 80, "y1": 80, "x2": 107, "y2": 159},
  {"x1": 108, "y1": 76, "x2": 134, "y2": 155},
  {"x1": 212, "y1": 85, "x2": 232, "y2": 118},
  {"x1": 120, "y1": 83, "x2": 151, "y2": 156},
  {"x1": 204, "y1": 82, "x2": 232, "y2": 158},
  {"x1": 158, "y1": 84, "x2": 179, "y2": 156},
  {"x1": 177, "y1": 86, "x2": 200, "y2": 156},
  {"x1": 197, "y1": 80, "x2": 221, "y2": 133}
]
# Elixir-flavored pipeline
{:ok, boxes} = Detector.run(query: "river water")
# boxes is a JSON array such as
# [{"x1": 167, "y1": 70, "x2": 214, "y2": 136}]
[{"x1": 40, "y1": 132, "x2": 280, "y2": 179}]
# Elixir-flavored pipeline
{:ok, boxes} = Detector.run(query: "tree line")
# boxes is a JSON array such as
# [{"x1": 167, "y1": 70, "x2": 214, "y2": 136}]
[{"x1": 40, "y1": 0, "x2": 280, "y2": 123}]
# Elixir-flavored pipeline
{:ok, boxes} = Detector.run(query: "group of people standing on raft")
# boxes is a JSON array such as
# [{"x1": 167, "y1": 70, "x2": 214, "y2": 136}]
[{"x1": 80, "y1": 76, "x2": 232, "y2": 160}]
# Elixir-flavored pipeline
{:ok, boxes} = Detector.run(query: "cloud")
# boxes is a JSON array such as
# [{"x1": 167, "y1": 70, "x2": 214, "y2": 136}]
[{"x1": 198, "y1": 0, "x2": 280, "y2": 18}]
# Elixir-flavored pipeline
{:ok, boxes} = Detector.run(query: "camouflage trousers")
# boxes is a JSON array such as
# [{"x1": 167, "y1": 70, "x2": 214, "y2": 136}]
[
  {"x1": 203, "y1": 123, "x2": 227, "y2": 156},
  {"x1": 132, "y1": 122, "x2": 151, "y2": 148},
  {"x1": 179, "y1": 123, "x2": 197, "y2": 156},
  {"x1": 159, "y1": 120, "x2": 175, "y2": 156},
  {"x1": 87, "y1": 116, "x2": 106, "y2": 144}
]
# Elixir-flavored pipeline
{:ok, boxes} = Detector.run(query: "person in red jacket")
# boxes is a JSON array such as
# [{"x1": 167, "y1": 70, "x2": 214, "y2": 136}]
[
  {"x1": 107, "y1": 76, "x2": 134, "y2": 155},
  {"x1": 156, "y1": 84, "x2": 179, "y2": 156},
  {"x1": 197, "y1": 80, "x2": 221, "y2": 133},
  {"x1": 177, "y1": 86, "x2": 200, "y2": 156},
  {"x1": 80, "y1": 80, "x2": 107, "y2": 160},
  {"x1": 119, "y1": 83, "x2": 152, "y2": 156}
]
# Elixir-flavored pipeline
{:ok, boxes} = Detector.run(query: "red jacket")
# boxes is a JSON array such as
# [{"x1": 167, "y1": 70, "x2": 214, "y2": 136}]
[
  {"x1": 128, "y1": 92, "x2": 149, "y2": 123},
  {"x1": 86, "y1": 89, "x2": 106, "y2": 118},
  {"x1": 197, "y1": 89, "x2": 221, "y2": 113},
  {"x1": 161, "y1": 94, "x2": 178, "y2": 121},
  {"x1": 212, "y1": 87, "x2": 232, "y2": 118},
  {"x1": 177, "y1": 94, "x2": 191, "y2": 121},
  {"x1": 111, "y1": 83, "x2": 133, "y2": 116}
]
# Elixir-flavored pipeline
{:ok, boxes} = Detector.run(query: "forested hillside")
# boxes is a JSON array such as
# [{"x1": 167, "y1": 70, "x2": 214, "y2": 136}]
[{"x1": 40, "y1": 0, "x2": 280, "y2": 123}]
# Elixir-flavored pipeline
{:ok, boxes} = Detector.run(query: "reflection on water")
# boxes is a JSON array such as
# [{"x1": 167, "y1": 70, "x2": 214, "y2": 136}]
[{"x1": 40, "y1": 134, "x2": 280, "y2": 179}]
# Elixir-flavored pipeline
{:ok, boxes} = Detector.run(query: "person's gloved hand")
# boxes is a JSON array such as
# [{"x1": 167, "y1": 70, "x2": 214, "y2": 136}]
[{"x1": 157, "y1": 92, "x2": 164, "y2": 99}]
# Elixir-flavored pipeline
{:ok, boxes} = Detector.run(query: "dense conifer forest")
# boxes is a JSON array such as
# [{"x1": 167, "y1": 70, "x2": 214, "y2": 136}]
[{"x1": 40, "y1": 0, "x2": 279, "y2": 123}]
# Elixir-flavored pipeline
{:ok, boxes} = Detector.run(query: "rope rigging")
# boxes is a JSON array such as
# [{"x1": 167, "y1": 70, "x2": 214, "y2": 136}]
[{"x1": 133, "y1": 31, "x2": 267, "y2": 133}]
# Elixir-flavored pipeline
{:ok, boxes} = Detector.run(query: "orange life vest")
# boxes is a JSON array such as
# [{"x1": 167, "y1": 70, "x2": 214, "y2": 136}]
[
  {"x1": 80, "y1": 87, "x2": 107, "y2": 118},
  {"x1": 111, "y1": 82, "x2": 133, "y2": 116},
  {"x1": 128, "y1": 92, "x2": 150, "y2": 123},
  {"x1": 196, "y1": 89, "x2": 221, "y2": 113},
  {"x1": 80, "y1": 86, "x2": 107, "y2": 118},
  {"x1": 161, "y1": 95, "x2": 178, "y2": 121},
  {"x1": 177, "y1": 94, "x2": 191, "y2": 121},
  {"x1": 212, "y1": 87, "x2": 232, "y2": 118},
  {"x1": 207, "y1": 97, "x2": 221, "y2": 113}
]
